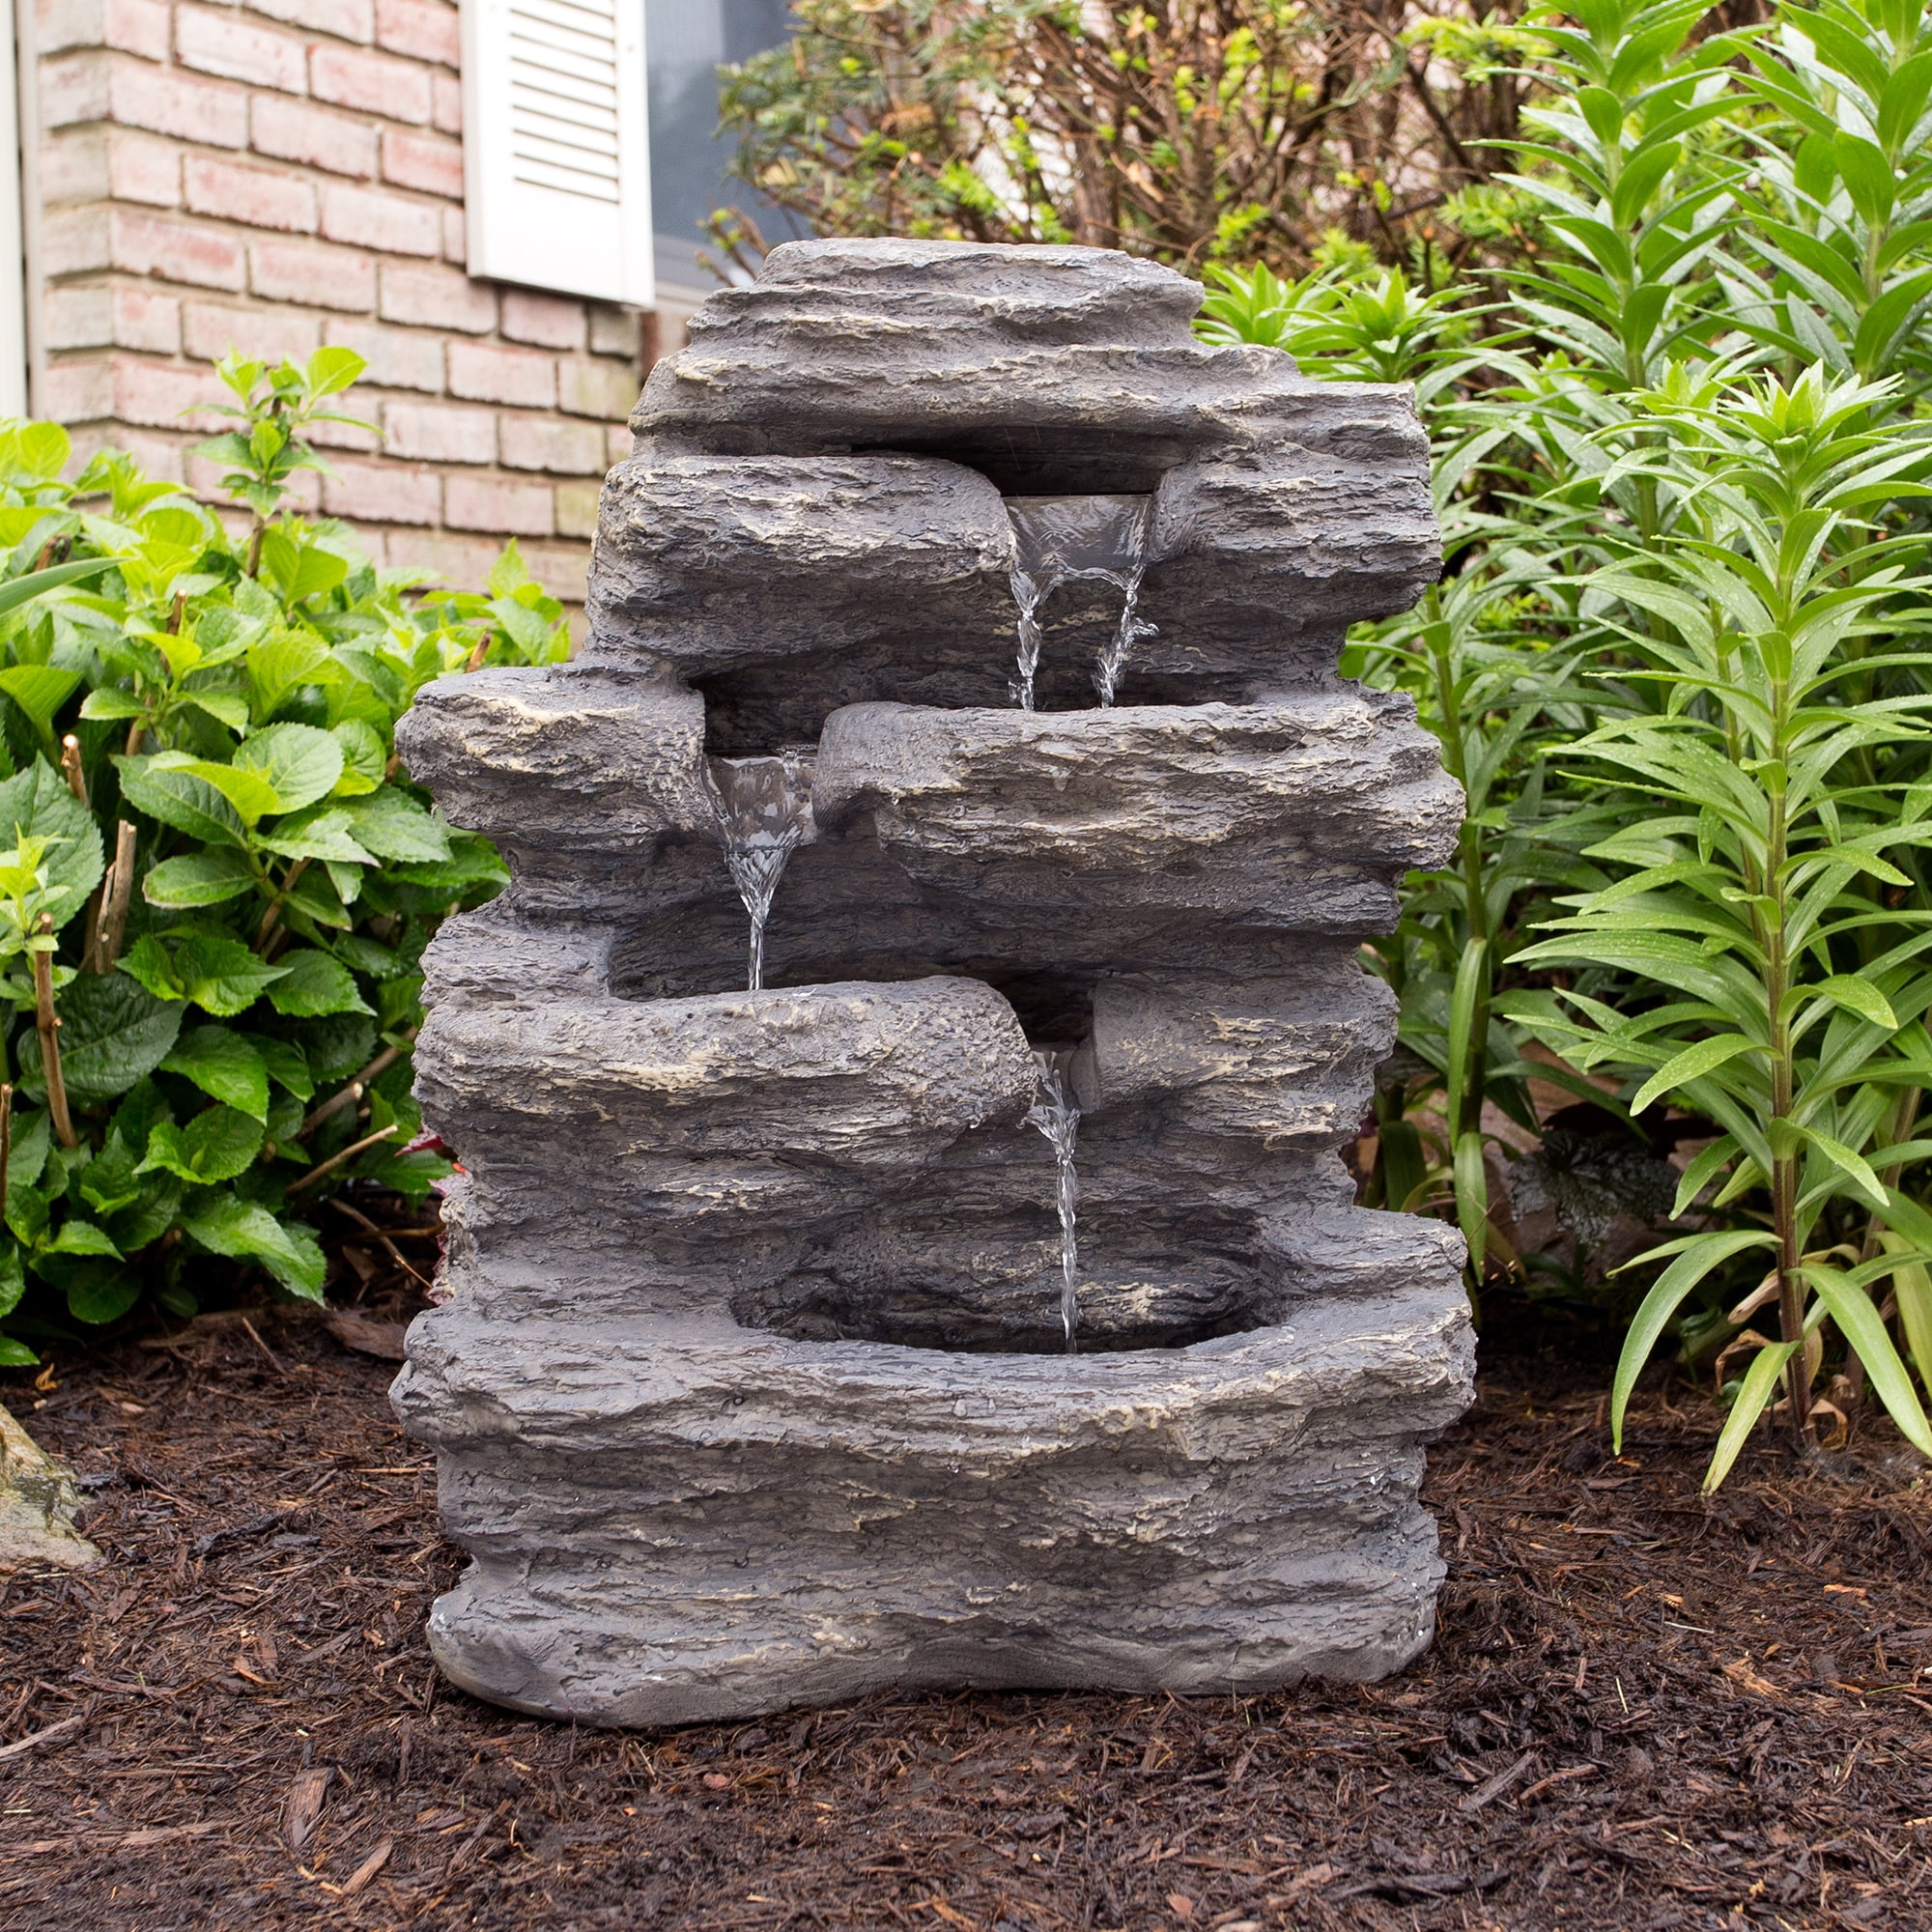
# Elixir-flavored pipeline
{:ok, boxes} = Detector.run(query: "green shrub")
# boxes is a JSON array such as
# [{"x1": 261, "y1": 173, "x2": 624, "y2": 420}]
[{"x1": 0, "y1": 349, "x2": 567, "y2": 1363}]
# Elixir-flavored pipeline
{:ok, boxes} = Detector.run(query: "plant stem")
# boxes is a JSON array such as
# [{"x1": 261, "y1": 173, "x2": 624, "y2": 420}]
[
  {"x1": 293, "y1": 1037, "x2": 412, "y2": 1141},
  {"x1": 254, "y1": 858, "x2": 309, "y2": 952},
  {"x1": 286, "y1": 1122, "x2": 399, "y2": 1194},
  {"x1": 33, "y1": 917, "x2": 75, "y2": 1151},
  {"x1": 0, "y1": 1082, "x2": 13, "y2": 1228},
  {"x1": 90, "y1": 821, "x2": 136, "y2": 975},
  {"x1": 58, "y1": 736, "x2": 86, "y2": 809}
]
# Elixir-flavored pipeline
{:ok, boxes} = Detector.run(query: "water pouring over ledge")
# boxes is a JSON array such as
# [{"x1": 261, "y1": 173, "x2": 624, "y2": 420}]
[
  {"x1": 1005, "y1": 496, "x2": 1158, "y2": 711},
  {"x1": 704, "y1": 752, "x2": 815, "y2": 992},
  {"x1": 1026, "y1": 1046, "x2": 1083, "y2": 1352}
]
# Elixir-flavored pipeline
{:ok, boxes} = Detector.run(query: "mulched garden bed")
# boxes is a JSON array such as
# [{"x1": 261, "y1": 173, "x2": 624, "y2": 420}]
[{"x1": 1, "y1": 1295, "x2": 1928, "y2": 1932}]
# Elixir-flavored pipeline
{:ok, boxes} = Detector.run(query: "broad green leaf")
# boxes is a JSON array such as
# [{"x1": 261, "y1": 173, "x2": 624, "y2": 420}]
[
  {"x1": 330, "y1": 720, "x2": 386, "y2": 797},
  {"x1": 121, "y1": 933, "x2": 290, "y2": 1018},
  {"x1": 77, "y1": 688, "x2": 145, "y2": 722},
  {"x1": 150, "y1": 754, "x2": 282, "y2": 826},
  {"x1": 1631, "y1": 1035, "x2": 1759, "y2": 1114},
  {"x1": 339, "y1": 787, "x2": 451, "y2": 863},
  {"x1": 179, "y1": 1195, "x2": 325, "y2": 1300},
  {"x1": 233, "y1": 722, "x2": 343, "y2": 814},
  {"x1": 267, "y1": 949, "x2": 373, "y2": 1018},
  {"x1": 0, "y1": 758, "x2": 104, "y2": 925},
  {"x1": 0, "y1": 1336, "x2": 35, "y2": 1365},
  {"x1": 1453, "y1": 1127, "x2": 1489, "y2": 1276},
  {"x1": 143, "y1": 850, "x2": 258, "y2": 908},
  {"x1": 246, "y1": 629, "x2": 330, "y2": 722},
  {"x1": 64, "y1": 1265, "x2": 141, "y2": 1326},
  {"x1": 137, "y1": 1106, "x2": 265, "y2": 1184},
  {"x1": 113, "y1": 757, "x2": 247, "y2": 849},
  {"x1": 241, "y1": 1032, "x2": 312, "y2": 1101},
  {"x1": 15, "y1": 976, "x2": 183, "y2": 1106},
  {"x1": 1610, "y1": 1231, "x2": 1781, "y2": 1452},
  {"x1": 257, "y1": 808, "x2": 377, "y2": 866},
  {"x1": 0, "y1": 666, "x2": 81, "y2": 738},
  {"x1": 1703, "y1": 1340, "x2": 1798, "y2": 1492},
  {"x1": 0, "y1": 1246, "x2": 23, "y2": 1321},
  {"x1": 159, "y1": 1025, "x2": 270, "y2": 1121},
  {"x1": 45, "y1": 1219, "x2": 121, "y2": 1258}
]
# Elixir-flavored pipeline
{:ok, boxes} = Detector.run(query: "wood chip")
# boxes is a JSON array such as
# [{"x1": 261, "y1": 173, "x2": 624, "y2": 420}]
[
  {"x1": 1459, "y1": 1749, "x2": 1537, "y2": 1813},
  {"x1": 323, "y1": 1312, "x2": 409, "y2": 1362},
  {"x1": 282, "y1": 1767, "x2": 332, "y2": 1852},
  {"x1": 340, "y1": 1836, "x2": 393, "y2": 1897},
  {"x1": 0, "y1": 1712, "x2": 83, "y2": 1761}
]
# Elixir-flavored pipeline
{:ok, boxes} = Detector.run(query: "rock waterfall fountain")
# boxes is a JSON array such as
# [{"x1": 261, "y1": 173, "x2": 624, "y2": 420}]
[{"x1": 392, "y1": 240, "x2": 1475, "y2": 1727}]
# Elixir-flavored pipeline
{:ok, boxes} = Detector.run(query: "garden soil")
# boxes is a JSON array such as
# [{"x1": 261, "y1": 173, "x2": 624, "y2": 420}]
[{"x1": 1, "y1": 1283, "x2": 1928, "y2": 1931}]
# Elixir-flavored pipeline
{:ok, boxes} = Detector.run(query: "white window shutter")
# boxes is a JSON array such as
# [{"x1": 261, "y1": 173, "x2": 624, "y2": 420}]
[{"x1": 462, "y1": 0, "x2": 654, "y2": 306}]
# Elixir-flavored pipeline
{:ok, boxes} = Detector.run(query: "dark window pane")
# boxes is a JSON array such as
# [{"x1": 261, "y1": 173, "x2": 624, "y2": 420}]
[{"x1": 646, "y1": 0, "x2": 793, "y2": 291}]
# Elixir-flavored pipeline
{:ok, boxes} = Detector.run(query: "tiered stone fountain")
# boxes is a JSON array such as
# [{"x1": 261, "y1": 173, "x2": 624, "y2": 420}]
[{"x1": 391, "y1": 240, "x2": 1475, "y2": 1727}]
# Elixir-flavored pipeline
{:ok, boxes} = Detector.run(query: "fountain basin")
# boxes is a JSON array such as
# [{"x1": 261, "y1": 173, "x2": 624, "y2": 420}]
[{"x1": 394, "y1": 1285, "x2": 1474, "y2": 1727}]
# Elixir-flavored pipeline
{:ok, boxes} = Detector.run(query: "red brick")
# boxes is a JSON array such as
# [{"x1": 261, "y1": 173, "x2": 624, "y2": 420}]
[
  {"x1": 46, "y1": 282, "x2": 182, "y2": 354},
  {"x1": 102, "y1": 355, "x2": 231, "y2": 429},
  {"x1": 605, "y1": 422, "x2": 633, "y2": 467},
  {"x1": 319, "y1": 454, "x2": 439, "y2": 524},
  {"x1": 447, "y1": 340, "x2": 554, "y2": 409},
  {"x1": 378, "y1": 126, "x2": 461, "y2": 199},
  {"x1": 587, "y1": 303, "x2": 639, "y2": 360},
  {"x1": 555, "y1": 354, "x2": 638, "y2": 421},
  {"x1": 374, "y1": 0, "x2": 455, "y2": 65},
  {"x1": 319, "y1": 184, "x2": 440, "y2": 256},
  {"x1": 181, "y1": 298, "x2": 320, "y2": 364},
  {"x1": 303, "y1": 390, "x2": 383, "y2": 450},
  {"x1": 43, "y1": 52, "x2": 250, "y2": 147},
  {"x1": 245, "y1": 0, "x2": 372, "y2": 42},
  {"x1": 322, "y1": 319, "x2": 442, "y2": 390},
  {"x1": 440, "y1": 204, "x2": 464, "y2": 265},
  {"x1": 497, "y1": 412, "x2": 603, "y2": 474},
  {"x1": 398, "y1": 528, "x2": 500, "y2": 592},
  {"x1": 184, "y1": 155, "x2": 317, "y2": 233},
  {"x1": 176, "y1": 5, "x2": 308, "y2": 92},
  {"x1": 250, "y1": 97, "x2": 377, "y2": 178},
  {"x1": 37, "y1": 0, "x2": 171, "y2": 61},
  {"x1": 553, "y1": 480, "x2": 599, "y2": 539},
  {"x1": 431, "y1": 71, "x2": 459, "y2": 134},
  {"x1": 309, "y1": 43, "x2": 429, "y2": 123},
  {"x1": 378, "y1": 262, "x2": 492, "y2": 332},
  {"x1": 70, "y1": 421, "x2": 185, "y2": 481},
  {"x1": 43, "y1": 356, "x2": 116, "y2": 422},
  {"x1": 47, "y1": 206, "x2": 249, "y2": 290},
  {"x1": 42, "y1": 126, "x2": 182, "y2": 207},
  {"x1": 384, "y1": 399, "x2": 493, "y2": 463},
  {"x1": 443, "y1": 472, "x2": 553, "y2": 537},
  {"x1": 500, "y1": 290, "x2": 583, "y2": 352},
  {"x1": 249, "y1": 235, "x2": 377, "y2": 311},
  {"x1": 519, "y1": 542, "x2": 588, "y2": 603},
  {"x1": 39, "y1": 51, "x2": 110, "y2": 127}
]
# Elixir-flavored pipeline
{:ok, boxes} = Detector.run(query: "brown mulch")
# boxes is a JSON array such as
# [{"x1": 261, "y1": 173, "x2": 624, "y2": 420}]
[{"x1": 1, "y1": 1305, "x2": 1929, "y2": 1932}]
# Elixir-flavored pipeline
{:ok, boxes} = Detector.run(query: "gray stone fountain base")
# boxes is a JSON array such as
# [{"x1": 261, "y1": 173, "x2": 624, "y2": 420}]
[{"x1": 393, "y1": 1273, "x2": 1471, "y2": 1728}]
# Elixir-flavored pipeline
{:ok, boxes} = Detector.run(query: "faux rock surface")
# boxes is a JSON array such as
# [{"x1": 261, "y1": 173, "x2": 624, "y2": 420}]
[{"x1": 396, "y1": 238, "x2": 1472, "y2": 1726}]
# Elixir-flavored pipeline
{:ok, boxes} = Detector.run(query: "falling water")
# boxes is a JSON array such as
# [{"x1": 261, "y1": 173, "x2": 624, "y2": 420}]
[
  {"x1": 704, "y1": 751, "x2": 815, "y2": 992},
  {"x1": 1026, "y1": 1047, "x2": 1082, "y2": 1352},
  {"x1": 1004, "y1": 496, "x2": 1157, "y2": 711}
]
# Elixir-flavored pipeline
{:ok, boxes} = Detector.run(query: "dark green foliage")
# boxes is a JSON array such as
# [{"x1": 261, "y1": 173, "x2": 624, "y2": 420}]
[{"x1": 0, "y1": 354, "x2": 567, "y2": 1363}]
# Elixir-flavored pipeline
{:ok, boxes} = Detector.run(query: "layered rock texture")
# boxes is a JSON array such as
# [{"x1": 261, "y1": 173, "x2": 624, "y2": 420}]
[{"x1": 392, "y1": 240, "x2": 1475, "y2": 1728}]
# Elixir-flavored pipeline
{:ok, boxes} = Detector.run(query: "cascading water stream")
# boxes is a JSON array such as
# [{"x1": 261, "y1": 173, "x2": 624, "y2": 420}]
[
  {"x1": 1004, "y1": 496, "x2": 1158, "y2": 711},
  {"x1": 1026, "y1": 1047, "x2": 1083, "y2": 1352},
  {"x1": 704, "y1": 751, "x2": 815, "y2": 992}
]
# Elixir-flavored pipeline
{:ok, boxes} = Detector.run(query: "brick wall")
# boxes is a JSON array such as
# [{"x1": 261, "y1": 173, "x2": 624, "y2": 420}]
[{"x1": 28, "y1": 0, "x2": 651, "y2": 602}]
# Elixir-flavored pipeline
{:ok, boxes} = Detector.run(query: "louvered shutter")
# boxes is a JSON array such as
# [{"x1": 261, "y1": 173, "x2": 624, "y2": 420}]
[{"x1": 461, "y1": 0, "x2": 654, "y2": 305}]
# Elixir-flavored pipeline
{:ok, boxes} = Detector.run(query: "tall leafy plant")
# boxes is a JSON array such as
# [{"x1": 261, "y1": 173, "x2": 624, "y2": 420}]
[{"x1": 0, "y1": 355, "x2": 568, "y2": 1364}]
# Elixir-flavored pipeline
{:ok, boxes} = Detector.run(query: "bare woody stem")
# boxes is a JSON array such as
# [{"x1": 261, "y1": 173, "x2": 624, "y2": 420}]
[
  {"x1": 33, "y1": 916, "x2": 76, "y2": 1151},
  {"x1": 285, "y1": 1123, "x2": 399, "y2": 1195},
  {"x1": 58, "y1": 736, "x2": 87, "y2": 809},
  {"x1": 87, "y1": 821, "x2": 137, "y2": 976},
  {"x1": 254, "y1": 858, "x2": 309, "y2": 953},
  {"x1": 294, "y1": 1035, "x2": 415, "y2": 1142}
]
